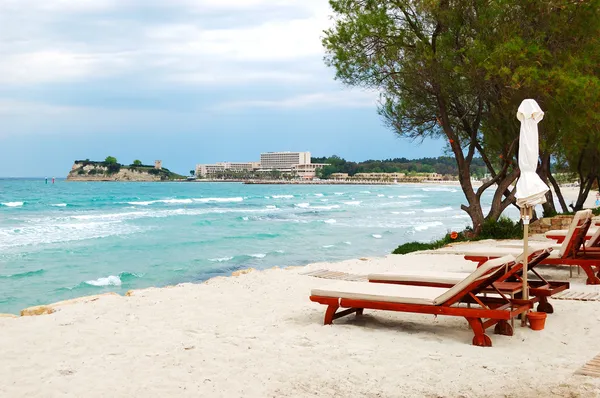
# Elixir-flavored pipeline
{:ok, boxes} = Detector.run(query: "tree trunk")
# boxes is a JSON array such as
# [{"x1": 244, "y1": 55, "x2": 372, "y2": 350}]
[
  {"x1": 547, "y1": 171, "x2": 569, "y2": 213},
  {"x1": 573, "y1": 175, "x2": 594, "y2": 211}
]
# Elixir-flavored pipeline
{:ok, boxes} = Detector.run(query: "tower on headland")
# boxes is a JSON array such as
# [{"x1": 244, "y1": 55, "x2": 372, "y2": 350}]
[{"x1": 154, "y1": 160, "x2": 162, "y2": 170}]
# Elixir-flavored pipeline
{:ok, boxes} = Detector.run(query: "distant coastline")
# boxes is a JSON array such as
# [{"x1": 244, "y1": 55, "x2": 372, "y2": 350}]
[{"x1": 67, "y1": 160, "x2": 184, "y2": 182}]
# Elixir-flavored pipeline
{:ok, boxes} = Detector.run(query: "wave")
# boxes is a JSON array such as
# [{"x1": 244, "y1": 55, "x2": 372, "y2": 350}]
[
  {"x1": 0, "y1": 268, "x2": 45, "y2": 279},
  {"x1": 309, "y1": 205, "x2": 341, "y2": 210},
  {"x1": 295, "y1": 203, "x2": 310, "y2": 208},
  {"x1": 343, "y1": 201, "x2": 361, "y2": 206},
  {"x1": 422, "y1": 187, "x2": 458, "y2": 193},
  {"x1": 127, "y1": 197, "x2": 243, "y2": 206},
  {"x1": 265, "y1": 205, "x2": 277, "y2": 209},
  {"x1": 2, "y1": 202, "x2": 24, "y2": 207},
  {"x1": 322, "y1": 245, "x2": 334, "y2": 248},
  {"x1": 314, "y1": 193, "x2": 324, "y2": 197},
  {"x1": 194, "y1": 197, "x2": 243, "y2": 203},
  {"x1": 344, "y1": 241, "x2": 352, "y2": 245},
  {"x1": 423, "y1": 206, "x2": 453, "y2": 213},
  {"x1": 334, "y1": 192, "x2": 345, "y2": 195},
  {"x1": 83, "y1": 271, "x2": 143, "y2": 288},
  {"x1": 85, "y1": 275, "x2": 122, "y2": 287},
  {"x1": 372, "y1": 234, "x2": 383, "y2": 239},
  {"x1": 209, "y1": 257, "x2": 234, "y2": 262},
  {"x1": 249, "y1": 253, "x2": 266, "y2": 259},
  {"x1": 377, "y1": 194, "x2": 385, "y2": 197},
  {"x1": 414, "y1": 221, "x2": 444, "y2": 231},
  {"x1": 272, "y1": 195, "x2": 294, "y2": 199},
  {"x1": 51, "y1": 203, "x2": 68, "y2": 207},
  {"x1": 323, "y1": 219, "x2": 337, "y2": 224}
]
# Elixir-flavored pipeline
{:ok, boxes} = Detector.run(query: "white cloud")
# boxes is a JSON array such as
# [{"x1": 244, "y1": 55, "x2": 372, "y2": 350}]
[
  {"x1": 0, "y1": 0, "x2": 333, "y2": 86},
  {"x1": 216, "y1": 91, "x2": 380, "y2": 110}
]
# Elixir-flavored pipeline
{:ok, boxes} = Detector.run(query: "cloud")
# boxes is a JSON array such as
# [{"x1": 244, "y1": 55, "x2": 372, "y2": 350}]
[
  {"x1": 0, "y1": 0, "x2": 332, "y2": 86},
  {"x1": 216, "y1": 91, "x2": 380, "y2": 110}
]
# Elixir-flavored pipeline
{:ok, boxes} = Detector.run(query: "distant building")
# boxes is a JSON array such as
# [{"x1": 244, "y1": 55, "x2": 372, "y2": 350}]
[
  {"x1": 291, "y1": 163, "x2": 328, "y2": 180},
  {"x1": 330, "y1": 173, "x2": 349, "y2": 179},
  {"x1": 259, "y1": 152, "x2": 311, "y2": 170},
  {"x1": 154, "y1": 160, "x2": 162, "y2": 170},
  {"x1": 195, "y1": 162, "x2": 260, "y2": 177},
  {"x1": 196, "y1": 151, "x2": 327, "y2": 179}
]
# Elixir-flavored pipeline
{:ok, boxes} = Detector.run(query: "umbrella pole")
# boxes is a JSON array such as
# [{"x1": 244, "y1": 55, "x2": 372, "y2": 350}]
[{"x1": 521, "y1": 206, "x2": 531, "y2": 327}]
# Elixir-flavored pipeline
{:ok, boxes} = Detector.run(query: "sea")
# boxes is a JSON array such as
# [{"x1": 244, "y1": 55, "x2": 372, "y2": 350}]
[{"x1": 0, "y1": 179, "x2": 519, "y2": 314}]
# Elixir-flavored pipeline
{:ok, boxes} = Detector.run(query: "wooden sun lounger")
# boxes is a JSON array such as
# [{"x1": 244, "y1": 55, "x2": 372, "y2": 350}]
[
  {"x1": 369, "y1": 249, "x2": 569, "y2": 314},
  {"x1": 465, "y1": 210, "x2": 600, "y2": 285},
  {"x1": 545, "y1": 229, "x2": 595, "y2": 244},
  {"x1": 310, "y1": 256, "x2": 533, "y2": 347}
]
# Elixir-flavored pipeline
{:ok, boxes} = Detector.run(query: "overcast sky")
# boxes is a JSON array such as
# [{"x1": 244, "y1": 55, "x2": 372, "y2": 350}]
[{"x1": 0, "y1": 0, "x2": 444, "y2": 177}]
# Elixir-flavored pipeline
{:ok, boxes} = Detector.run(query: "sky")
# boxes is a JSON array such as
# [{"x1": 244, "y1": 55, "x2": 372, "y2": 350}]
[{"x1": 0, "y1": 0, "x2": 445, "y2": 177}]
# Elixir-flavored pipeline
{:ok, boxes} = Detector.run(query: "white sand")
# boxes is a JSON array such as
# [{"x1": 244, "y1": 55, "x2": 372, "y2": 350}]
[
  {"x1": 556, "y1": 186, "x2": 599, "y2": 210},
  {"x1": 2, "y1": 247, "x2": 600, "y2": 397}
]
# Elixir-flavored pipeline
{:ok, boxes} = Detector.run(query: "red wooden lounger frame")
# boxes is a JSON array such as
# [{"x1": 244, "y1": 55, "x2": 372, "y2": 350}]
[
  {"x1": 465, "y1": 217, "x2": 600, "y2": 285},
  {"x1": 372, "y1": 249, "x2": 568, "y2": 314},
  {"x1": 310, "y1": 260, "x2": 533, "y2": 347}
]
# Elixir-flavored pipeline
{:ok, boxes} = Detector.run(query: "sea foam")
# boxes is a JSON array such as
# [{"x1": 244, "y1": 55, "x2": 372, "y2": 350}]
[
  {"x1": 2, "y1": 202, "x2": 24, "y2": 207},
  {"x1": 85, "y1": 275, "x2": 122, "y2": 287}
]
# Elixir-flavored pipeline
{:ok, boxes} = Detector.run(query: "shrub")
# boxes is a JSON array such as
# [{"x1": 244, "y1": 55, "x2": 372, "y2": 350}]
[
  {"x1": 106, "y1": 163, "x2": 121, "y2": 174},
  {"x1": 148, "y1": 168, "x2": 160, "y2": 175},
  {"x1": 77, "y1": 169, "x2": 86, "y2": 175},
  {"x1": 593, "y1": 207, "x2": 600, "y2": 216},
  {"x1": 392, "y1": 217, "x2": 522, "y2": 255}
]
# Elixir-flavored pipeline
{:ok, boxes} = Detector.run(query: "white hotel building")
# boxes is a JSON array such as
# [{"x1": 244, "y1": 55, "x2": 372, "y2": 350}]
[{"x1": 196, "y1": 152, "x2": 327, "y2": 179}]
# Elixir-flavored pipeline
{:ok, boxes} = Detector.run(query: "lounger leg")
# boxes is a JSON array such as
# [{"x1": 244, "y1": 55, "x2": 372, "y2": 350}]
[
  {"x1": 465, "y1": 317, "x2": 492, "y2": 347},
  {"x1": 324, "y1": 304, "x2": 339, "y2": 325},
  {"x1": 580, "y1": 266, "x2": 600, "y2": 285},
  {"x1": 324, "y1": 305, "x2": 363, "y2": 324},
  {"x1": 536, "y1": 298, "x2": 554, "y2": 314},
  {"x1": 493, "y1": 320, "x2": 514, "y2": 336}
]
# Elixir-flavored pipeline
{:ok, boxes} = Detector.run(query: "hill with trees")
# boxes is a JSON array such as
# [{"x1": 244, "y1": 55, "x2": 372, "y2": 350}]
[
  {"x1": 67, "y1": 157, "x2": 184, "y2": 181},
  {"x1": 311, "y1": 156, "x2": 488, "y2": 179}
]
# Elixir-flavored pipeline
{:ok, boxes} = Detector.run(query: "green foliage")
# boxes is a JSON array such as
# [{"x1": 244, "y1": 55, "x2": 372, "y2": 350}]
[
  {"x1": 313, "y1": 155, "x2": 487, "y2": 178},
  {"x1": 104, "y1": 156, "x2": 118, "y2": 165},
  {"x1": 392, "y1": 217, "x2": 522, "y2": 255},
  {"x1": 323, "y1": 0, "x2": 600, "y2": 235},
  {"x1": 469, "y1": 217, "x2": 523, "y2": 240},
  {"x1": 77, "y1": 169, "x2": 86, "y2": 175},
  {"x1": 189, "y1": 170, "x2": 195, "y2": 176},
  {"x1": 593, "y1": 208, "x2": 600, "y2": 217},
  {"x1": 148, "y1": 168, "x2": 160, "y2": 175},
  {"x1": 106, "y1": 163, "x2": 121, "y2": 174},
  {"x1": 132, "y1": 160, "x2": 142, "y2": 166}
]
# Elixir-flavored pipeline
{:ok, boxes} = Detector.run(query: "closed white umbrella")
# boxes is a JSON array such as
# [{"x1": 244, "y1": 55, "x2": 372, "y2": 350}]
[{"x1": 515, "y1": 99, "x2": 549, "y2": 326}]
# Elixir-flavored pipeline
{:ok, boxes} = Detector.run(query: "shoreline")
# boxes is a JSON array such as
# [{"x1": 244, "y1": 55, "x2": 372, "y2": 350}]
[{"x1": 2, "y1": 240, "x2": 600, "y2": 396}]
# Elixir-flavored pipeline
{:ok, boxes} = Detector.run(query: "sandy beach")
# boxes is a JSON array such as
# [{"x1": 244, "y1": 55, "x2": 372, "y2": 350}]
[{"x1": 2, "y1": 239, "x2": 600, "y2": 397}]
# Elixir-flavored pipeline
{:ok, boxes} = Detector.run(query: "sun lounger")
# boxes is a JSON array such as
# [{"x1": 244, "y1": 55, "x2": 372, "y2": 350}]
[
  {"x1": 545, "y1": 228, "x2": 596, "y2": 244},
  {"x1": 464, "y1": 210, "x2": 600, "y2": 284},
  {"x1": 310, "y1": 255, "x2": 533, "y2": 347},
  {"x1": 369, "y1": 249, "x2": 569, "y2": 313}
]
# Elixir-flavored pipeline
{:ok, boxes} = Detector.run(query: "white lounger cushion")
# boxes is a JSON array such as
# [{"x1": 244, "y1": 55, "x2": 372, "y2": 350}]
[
  {"x1": 368, "y1": 270, "x2": 469, "y2": 285},
  {"x1": 465, "y1": 246, "x2": 558, "y2": 260},
  {"x1": 585, "y1": 227, "x2": 600, "y2": 248},
  {"x1": 311, "y1": 282, "x2": 446, "y2": 305},
  {"x1": 546, "y1": 228, "x2": 596, "y2": 239},
  {"x1": 312, "y1": 255, "x2": 515, "y2": 306},
  {"x1": 558, "y1": 209, "x2": 592, "y2": 257}
]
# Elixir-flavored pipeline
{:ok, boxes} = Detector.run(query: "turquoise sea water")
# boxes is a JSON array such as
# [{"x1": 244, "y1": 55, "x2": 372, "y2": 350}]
[{"x1": 0, "y1": 179, "x2": 517, "y2": 314}]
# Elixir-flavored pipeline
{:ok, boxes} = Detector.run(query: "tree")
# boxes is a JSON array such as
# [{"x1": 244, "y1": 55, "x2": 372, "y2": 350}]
[
  {"x1": 133, "y1": 159, "x2": 142, "y2": 166},
  {"x1": 105, "y1": 156, "x2": 118, "y2": 165},
  {"x1": 189, "y1": 170, "x2": 195, "y2": 177},
  {"x1": 323, "y1": 0, "x2": 599, "y2": 233}
]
